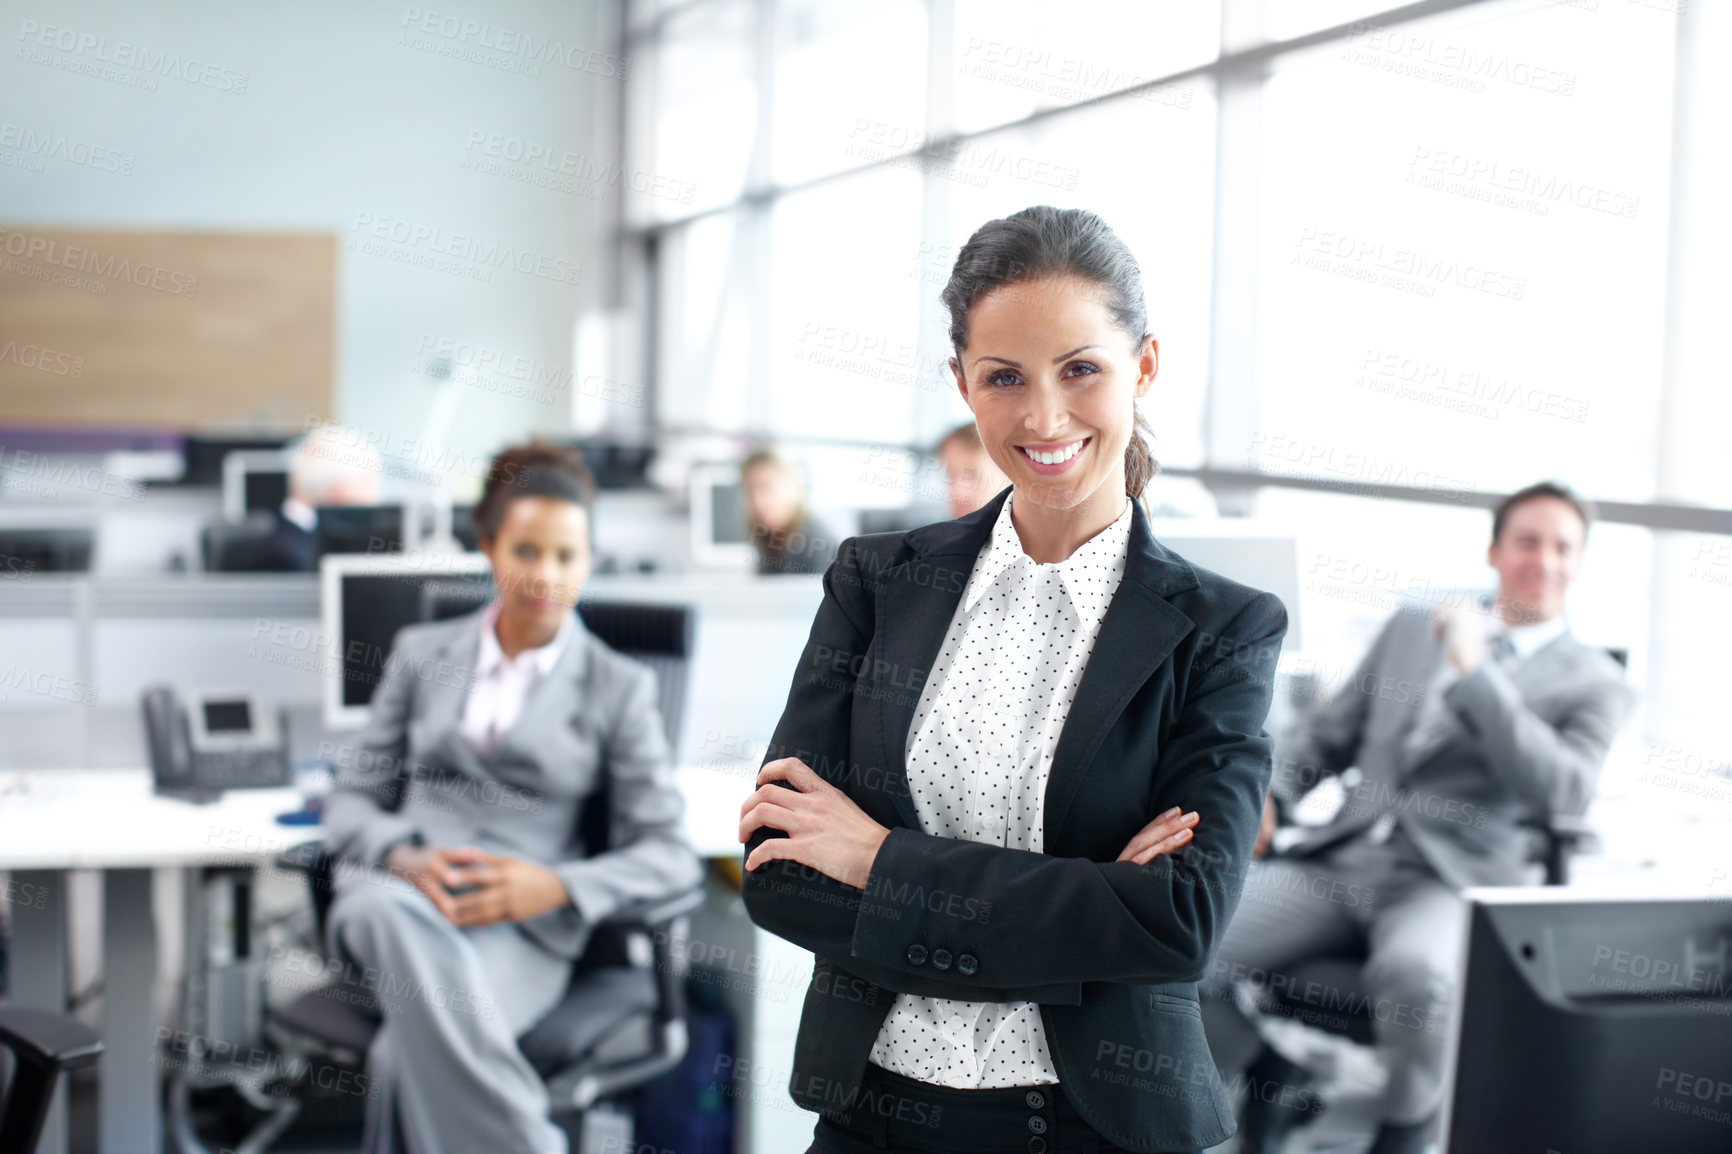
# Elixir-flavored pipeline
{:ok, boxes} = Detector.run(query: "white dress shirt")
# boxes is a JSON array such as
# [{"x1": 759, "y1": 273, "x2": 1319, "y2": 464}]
[
  {"x1": 867, "y1": 490, "x2": 1135, "y2": 1088},
  {"x1": 457, "y1": 598, "x2": 577, "y2": 756}
]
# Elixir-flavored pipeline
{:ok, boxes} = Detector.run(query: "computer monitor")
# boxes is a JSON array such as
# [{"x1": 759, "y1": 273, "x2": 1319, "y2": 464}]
[
  {"x1": 450, "y1": 503, "x2": 480, "y2": 552},
  {"x1": 858, "y1": 503, "x2": 950, "y2": 535},
  {"x1": 319, "y1": 552, "x2": 493, "y2": 728},
  {"x1": 0, "y1": 527, "x2": 95, "y2": 573},
  {"x1": 1440, "y1": 889, "x2": 1732, "y2": 1153},
  {"x1": 314, "y1": 504, "x2": 406, "y2": 558},
  {"x1": 221, "y1": 450, "x2": 291, "y2": 523},
  {"x1": 1152, "y1": 526, "x2": 1303, "y2": 652},
  {"x1": 689, "y1": 463, "x2": 754, "y2": 568},
  {"x1": 181, "y1": 434, "x2": 291, "y2": 486}
]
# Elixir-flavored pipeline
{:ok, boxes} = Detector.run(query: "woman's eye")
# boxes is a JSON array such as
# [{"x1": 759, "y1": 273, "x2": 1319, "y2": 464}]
[
  {"x1": 1065, "y1": 361, "x2": 1101, "y2": 378},
  {"x1": 984, "y1": 369, "x2": 1021, "y2": 388}
]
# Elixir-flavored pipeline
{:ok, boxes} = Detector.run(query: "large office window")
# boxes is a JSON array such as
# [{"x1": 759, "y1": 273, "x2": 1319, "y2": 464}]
[{"x1": 621, "y1": 0, "x2": 1729, "y2": 767}]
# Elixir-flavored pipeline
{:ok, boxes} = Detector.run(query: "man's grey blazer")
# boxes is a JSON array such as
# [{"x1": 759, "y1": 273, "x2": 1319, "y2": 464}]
[
  {"x1": 321, "y1": 608, "x2": 704, "y2": 961},
  {"x1": 1271, "y1": 603, "x2": 1635, "y2": 891}
]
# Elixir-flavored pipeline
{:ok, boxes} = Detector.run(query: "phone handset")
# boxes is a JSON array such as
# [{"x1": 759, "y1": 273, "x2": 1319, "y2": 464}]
[{"x1": 141, "y1": 684, "x2": 194, "y2": 785}]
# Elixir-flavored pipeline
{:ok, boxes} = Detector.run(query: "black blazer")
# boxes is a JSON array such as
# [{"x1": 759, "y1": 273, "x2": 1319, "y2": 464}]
[{"x1": 742, "y1": 487, "x2": 1290, "y2": 1153}]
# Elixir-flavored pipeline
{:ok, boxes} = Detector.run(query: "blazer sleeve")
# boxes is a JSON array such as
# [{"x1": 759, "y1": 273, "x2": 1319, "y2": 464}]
[
  {"x1": 849, "y1": 592, "x2": 1290, "y2": 989},
  {"x1": 1442, "y1": 652, "x2": 1634, "y2": 818},
  {"x1": 741, "y1": 540, "x2": 1080, "y2": 1004},
  {"x1": 553, "y1": 663, "x2": 705, "y2": 923},
  {"x1": 321, "y1": 634, "x2": 425, "y2": 869},
  {"x1": 1267, "y1": 610, "x2": 1398, "y2": 821}
]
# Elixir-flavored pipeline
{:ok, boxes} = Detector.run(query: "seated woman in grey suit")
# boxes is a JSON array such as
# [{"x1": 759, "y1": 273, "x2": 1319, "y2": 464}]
[{"x1": 321, "y1": 440, "x2": 703, "y2": 1154}]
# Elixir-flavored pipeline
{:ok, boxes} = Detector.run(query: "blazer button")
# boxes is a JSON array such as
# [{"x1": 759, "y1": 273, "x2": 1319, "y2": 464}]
[
  {"x1": 931, "y1": 948, "x2": 953, "y2": 970},
  {"x1": 1024, "y1": 1089, "x2": 1045, "y2": 1110},
  {"x1": 1027, "y1": 1139, "x2": 1046, "y2": 1154},
  {"x1": 906, "y1": 943, "x2": 928, "y2": 966},
  {"x1": 1027, "y1": 1115, "x2": 1047, "y2": 1135},
  {"x1": 957, "y1": 953, "x2": 979, "y2": 976}
]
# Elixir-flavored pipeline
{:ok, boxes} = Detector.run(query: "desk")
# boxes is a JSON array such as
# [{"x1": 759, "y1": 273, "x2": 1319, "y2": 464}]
[
  {"x1": 0, "y1": 762, "x2": 749, "y2": 1154},
  {"x1": 0, "y1": 769, "x2": 303, "y2": 1154}
]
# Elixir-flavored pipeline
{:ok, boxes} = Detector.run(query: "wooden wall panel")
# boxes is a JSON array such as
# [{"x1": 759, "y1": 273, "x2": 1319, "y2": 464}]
[{"x1": 0, "y1": 228, "x2": 334, "y2": 429}]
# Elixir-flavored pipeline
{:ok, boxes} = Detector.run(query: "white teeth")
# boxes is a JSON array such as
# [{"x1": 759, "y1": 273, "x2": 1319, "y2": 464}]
[{"x1": 1023, "y1": 441, "x2": 1083, "y2": 465}]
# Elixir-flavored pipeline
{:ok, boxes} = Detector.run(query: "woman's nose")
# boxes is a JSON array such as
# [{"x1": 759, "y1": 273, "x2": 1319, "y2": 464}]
[{"x1": 1022, "y1": 383, "x2": 1067, "y2": 438}]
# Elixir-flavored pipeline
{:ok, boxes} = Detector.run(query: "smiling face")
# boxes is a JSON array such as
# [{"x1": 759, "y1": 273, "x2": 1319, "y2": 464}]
[
  {"x1": 1487, "y1": 496, "x2": 1584, "y2": 624},
  {"x1": 951, "y1": 276, "x2": 1155, "y2": 514},
  {"x1": 480, "y1": 495, "x2": 592, "y2": 638}
]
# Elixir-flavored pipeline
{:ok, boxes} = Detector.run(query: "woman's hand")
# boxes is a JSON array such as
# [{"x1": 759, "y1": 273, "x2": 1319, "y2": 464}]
[
  {"x1": 738, "y1": 758, "x2": 890, "y2": 890},
  {"x1": 1115, "y1": 807, "x2": 1201, "y2": 865},
  {"x1": 384, "y1": 843, "x2": 482, "y2": 922},
  {"x1": 443, "y1": 853, "x2": 573, "y2": 927},
  {"x1": 385, "y1": 844, "x2": 571, "y2": 927}
]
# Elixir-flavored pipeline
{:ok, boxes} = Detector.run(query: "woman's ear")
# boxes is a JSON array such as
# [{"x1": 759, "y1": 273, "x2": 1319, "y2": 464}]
[
  {"x1": 1136, "y1": 335, "x2": 1159, "y2": 398},
  {"x1": 950, "y1": 357, "x2": 972, "y2": 410}
]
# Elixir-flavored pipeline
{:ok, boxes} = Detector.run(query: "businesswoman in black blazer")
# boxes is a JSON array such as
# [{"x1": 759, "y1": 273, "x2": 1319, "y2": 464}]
[{"x1": 738, "y1": 207, "x2": 1289, "y2": 1154}]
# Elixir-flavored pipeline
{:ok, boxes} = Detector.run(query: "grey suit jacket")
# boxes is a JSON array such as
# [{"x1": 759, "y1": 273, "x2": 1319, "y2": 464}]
[
  {"x1": 1271, "y1": 603, "x2": 1635, "y2": 890},
  {"x1": 322, "y1": 608, "x2": 704, "y2": 960}
]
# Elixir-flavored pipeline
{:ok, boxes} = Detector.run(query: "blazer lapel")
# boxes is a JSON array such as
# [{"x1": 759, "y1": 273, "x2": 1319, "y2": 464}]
[
  {"x1": 872, "y1": 491, "x2": 1201, "y2": 842},
  {"x1": 1043, "y1": 506, "x2": 1198, "y2": 844},
  {"x1": 502, "y1": 616, "x2": 591, "y2": 761}
]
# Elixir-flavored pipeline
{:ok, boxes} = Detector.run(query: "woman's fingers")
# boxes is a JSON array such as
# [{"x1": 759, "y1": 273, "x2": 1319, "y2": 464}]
[
  {"x1": 742, "y1": 832, "x2": 791, "y2": 873},
  {"x1": 738, "y1": 778, "x2": 811, "y2": 820},
  {"x1": 739, "y1": 798, "x2": 802, "y2": 843},
  {"x1": 1131, "y1": 825, "x2": 1196, "y2": 865},
  {"x1": 755, "y1": 757, "x2": 823, "y2": 792},
  {"x1": 1116, "y1": 808, "x2": 1200, "y2": 863}
]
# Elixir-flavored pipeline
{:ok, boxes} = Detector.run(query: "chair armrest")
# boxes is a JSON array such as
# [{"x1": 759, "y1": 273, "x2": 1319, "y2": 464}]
[
  {"x1": 602, "y1": 887, "x2": 705, "y2": 931},
  {"x1": 273, "y1": 839, "x2": 329, "y2": 875},
  {"x1": 0, "y1": 1008, "x2": 102, "y2": 1071},
  {"x1": 1518, "y1": 815, "x2": 1599, "y2": 886},
  {"x1": 603, "y1": 887, "x2": 705, "y2": 1029}
]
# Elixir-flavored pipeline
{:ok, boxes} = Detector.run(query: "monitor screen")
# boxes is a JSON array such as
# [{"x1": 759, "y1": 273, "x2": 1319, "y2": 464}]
[
  {"x1": 708, "y1": 481, "x2": 748, "y2": 545},
  {"x1": 337, "y1": 570, "x2": 492, "y2": 710},
  {"x1": 0, "y1": 528, "x2": 95, "y2": 573},
  {"x1": 202, "y1": 699, "x2": 253, "y2": 733},
  {"x1": 242, "y1": 470, "x2": 288, "y2": 515},
  {"x1": 316, "y1": 505, "x2": 404, "y2": 558}
]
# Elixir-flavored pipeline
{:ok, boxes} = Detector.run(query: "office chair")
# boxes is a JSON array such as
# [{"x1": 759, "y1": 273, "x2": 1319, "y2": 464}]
[
  {"x1": 200, "y1": 513, "x2": 285, "y2": 572},
  {"x1": 0, "y1": 1007, "x2": 103, "y2": 1154},
  {"x1": 168, "y1": 596, "x2": 705, "y2": 1154}
]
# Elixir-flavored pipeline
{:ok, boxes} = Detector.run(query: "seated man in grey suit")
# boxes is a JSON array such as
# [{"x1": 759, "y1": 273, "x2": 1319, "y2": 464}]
[
  {"x1": 321, "y1": 440, "x2": 703, "y2": 1154},
  {"x1": 1204, "y1": 482, "x2": 1635, "y2": 1154}
]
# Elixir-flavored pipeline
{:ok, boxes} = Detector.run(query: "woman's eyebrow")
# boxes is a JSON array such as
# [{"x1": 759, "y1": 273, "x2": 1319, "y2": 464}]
[{"x1": 970, "y1": 344, "x2": 1104, "y2": 370}]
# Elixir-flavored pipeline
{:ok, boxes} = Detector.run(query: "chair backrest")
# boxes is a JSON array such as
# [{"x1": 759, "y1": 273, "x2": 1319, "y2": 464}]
[
  {"x1": 0, "y1": 1008, "x2": 102, "y2": 1154},
  {"x1": 418, "y1": 582, "x2": 695, "y2": 752},
  {"x1": 202, "y1": 514, "x2": 279, "y2": 571}
]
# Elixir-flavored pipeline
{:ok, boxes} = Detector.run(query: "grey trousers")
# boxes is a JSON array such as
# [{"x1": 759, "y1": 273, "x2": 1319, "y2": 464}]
[
  {"x1": 1201, "y1": 830, "x2": 1466, "y2": 1125},
  {"x1": 326, "y1": 874, "x2": 574, "y2": 1154}
]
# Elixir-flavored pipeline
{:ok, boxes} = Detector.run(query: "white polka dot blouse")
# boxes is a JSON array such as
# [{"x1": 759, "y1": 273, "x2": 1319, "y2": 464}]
[{"x1": 867, "y1": 488, "x2": 1135, "y2": 1088}]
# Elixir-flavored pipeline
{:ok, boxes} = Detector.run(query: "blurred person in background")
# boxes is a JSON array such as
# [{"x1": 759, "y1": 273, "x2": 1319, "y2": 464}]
[
  {"x1": 936, "y1": 420, "x2": 1011, "y2": 519},
  {"x1": 1205, "y1": 481, "x2": 1636, "y2": 1154},
  {"x1": 231, "y1": 423, "x2": 382, "y2": 571},
  {"x1": 321, "y1": 439, "x2": 702, "y2": 1154},
  {"x1": 742, "y1": 446, "x2": 838, "y2": 575}
]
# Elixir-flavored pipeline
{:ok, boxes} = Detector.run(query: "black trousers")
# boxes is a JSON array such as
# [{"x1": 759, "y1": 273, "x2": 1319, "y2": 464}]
[{"x1": 801, "y1": 1061, "x2": 1201, "y2": 1154}]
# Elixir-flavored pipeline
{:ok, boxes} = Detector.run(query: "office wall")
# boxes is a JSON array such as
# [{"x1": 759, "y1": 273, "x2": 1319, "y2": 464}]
[{"x1": 0, "y1": 0, "x2": 621, "y2": 479}]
